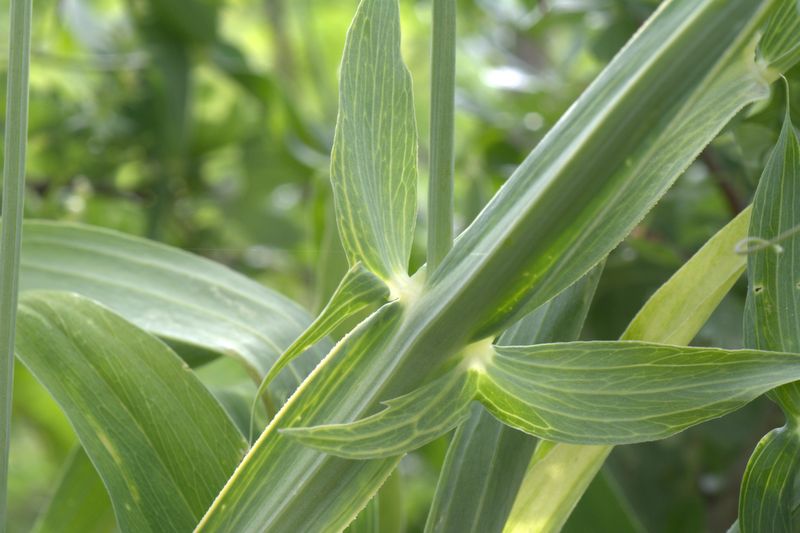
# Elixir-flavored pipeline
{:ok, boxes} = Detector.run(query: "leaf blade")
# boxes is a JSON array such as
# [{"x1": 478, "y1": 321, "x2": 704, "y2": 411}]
[
  {"x1": 739, "y1": 427, "x2": 800, "y2": 533},
  {"x1": 16, "y1": 292, "x2": 248, "y2": 532},
  {"x1": 480, "y1": 341, "x2": 800, "y2": 445},
  {"x1": 19, "y1": 221, "x2": 329, "y2": 406},
  {"x1": 331, "y1": 0, "x2": 418, "y2": 281}
]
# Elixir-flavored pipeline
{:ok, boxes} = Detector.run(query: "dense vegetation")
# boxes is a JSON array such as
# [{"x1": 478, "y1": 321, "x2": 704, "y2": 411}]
[{"x1": 3, "y1": 0, "x2": 800, "y2": 531}]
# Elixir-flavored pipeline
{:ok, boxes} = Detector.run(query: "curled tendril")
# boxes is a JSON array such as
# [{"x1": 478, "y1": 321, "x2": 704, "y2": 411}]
[{"x1": 736, "y1": 224, "x2": 800, "y2": 255}]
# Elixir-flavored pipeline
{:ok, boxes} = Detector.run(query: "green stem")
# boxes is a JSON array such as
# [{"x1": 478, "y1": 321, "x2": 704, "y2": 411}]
[
  {"x1": 0, "y1": 0, "x2": 33, "y2": 525},
  {"x1": 427, "y1": 0, "x2": 456, "y2": 272}
]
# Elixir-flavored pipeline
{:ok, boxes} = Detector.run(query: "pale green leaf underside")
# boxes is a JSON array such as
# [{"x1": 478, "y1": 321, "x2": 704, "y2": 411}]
[
  {"x1": 284, "y1": 370, "x2": 477, "y2": 459},
  {"x1": 739, "y1": 427, "x2": 800, "y2": 533},
  {"x1": 19, "y1": 221, "x2": 328, "y2": 406},
  {"x1": 15, "y1": 292, "x2": 247, "y2": 532},
  {"x1": 254, "y1": 262, "x2": 388, "y2": 409},
  {"x1": 481, "y1": 342, "x2": 800, "y2": 445},
  {"x1": 331, "y1": 0, "x2": 418, "y2": 281}
]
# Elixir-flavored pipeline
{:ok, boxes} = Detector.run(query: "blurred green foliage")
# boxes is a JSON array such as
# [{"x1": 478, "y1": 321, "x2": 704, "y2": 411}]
[{"x1": 3, "y1": 0, "x2": 799, "y2": 530}]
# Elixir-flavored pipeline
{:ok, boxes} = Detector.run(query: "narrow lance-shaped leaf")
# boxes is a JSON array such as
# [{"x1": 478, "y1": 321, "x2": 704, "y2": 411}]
[
  {"x1": 331, "y1": 0, "x2": 418, "y2": 282},
  {"x1": 15, "y1": 292, "x2": 248, "y2": 532},
  {"x1": 740, "y1": 92, "x2": 800, "y2": 531},
  {"x1": 198, "y1": 3, "x2": 782, "y2": 530},
  {"x1": 739, "y1": 427, "x2": 800, "y2": 533},
  {"x1": 505, "y1": 208, "x2": 753, "y2": 533},
  {"x1": 478, "y1": 341, "x2": 800, "y2": 445},
  {"x1": 19, "y1": 221, "x2": 329, "y2": 407},
  {"x1": 425, "y1": 265, "x2": 603, "y2": 533},
  {"x1": 743, "y1": 103, "x2": 800, "y2": 413},
  {"x1": 252, "y1": 262, "x2": 388, "y2": 420},
  {"x1": 284, "y1": 369, "x2": 478, "y2": 459}
]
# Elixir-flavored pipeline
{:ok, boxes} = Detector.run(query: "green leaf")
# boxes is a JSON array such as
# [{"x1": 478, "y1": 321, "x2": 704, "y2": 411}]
[
  {"x1": 479, "y1": 341, "x2": 800, "y2": 445},
  {"x1": 15, "y1": 292, "x2": 248, "y2": 532},
  {"x1": 330, "y1": 0, "x2": 418, "y2": 282},
  {"x1": 505, "y1": 443, "x2": 611, "y2": 533},
  {"x1": 504, "y1": 208, "x2": 754, "y2": 532},
  {"x1": 32, "y1": 448, "x2": 115, "y2": 533},
  {"x1": 624, "y1": 207, "x2": 751, "y2": 345},
  {"x1": 19, "y1": 221, "x2": 328, "y2": 406},
  {"x1": 739, "y1": 426, "x2": 800, "y2": 533},
  {"x1": 253, "y1": 263, "x2": 388, "y2": 416},
  {"x1": 425, "y1": 266, "x2": 604, "y2": 533},
  {"x1": 758, "y1": 0, "x2": 800, "y2": 73},
  {"x1": 743, "y1": 107, "x2": 800, "y2": 414},
  {"x1": 740, "y1": 92, "x2": 800, "y2": 530},
  {"x1": 284, "y1": 369, "x2": 478, "y2": 459}
]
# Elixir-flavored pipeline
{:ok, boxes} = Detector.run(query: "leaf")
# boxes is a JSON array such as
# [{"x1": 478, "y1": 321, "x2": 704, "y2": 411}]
[
  {"x1": 19, "y1": 221, "x2": 329, "y2": 406},
  {"x1": 284, "y1": 369, "x2": 478, "y2": 459},
  {"x1": 253, "y1": 263, "x2": 388, "y2": 413},
  {"x1": 330, "y1": 0, "x2": 418, "y2": 282},
  {"x1": 739, "y1": 427, "x2": 800, "y2": 533},
  {"x1": 624, "y1": 207, "x2": 751, "y2": 345},
  {"x1": 758, "y1": 0, "x2": 800, "y2": 73},
  {"x1": 478, "y1": 341, "x2": 800, "y2": 445},
  {"x1": 199, "y1": 2, "x2": 781, "y2": 530},
  {"x1": 740, "y1": 92, "x2": 800, "y2": 529},
  {"x1": 504, "y1": 208, "x2": 755, "y2": 532},
  {"x1": 744, "y1": 107, "x2": 800, "y2": 413},
  {"x1": 425, "y1": 266, "x2": 603, "y2": 533},
  {"x1": 15, "y1": 292, "x2": 248, "y2": 532},
  {"x1": 32, "y1": 447, "x2": 115, "y2": 533},
  {"x1": 504, "y1": 442, "x2": 610, "y2": 533},
  {"x1": 199, "y1": 303, "x2": 406, "y2": 531}
]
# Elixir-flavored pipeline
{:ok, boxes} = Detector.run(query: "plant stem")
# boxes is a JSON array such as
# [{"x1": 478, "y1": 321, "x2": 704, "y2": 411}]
[
  {"x1": 427, "y1": 0, "x2": 456, "y2": 272},
  {"x1": 0, "y1": 0, "x2": 33, "y2": 525}
]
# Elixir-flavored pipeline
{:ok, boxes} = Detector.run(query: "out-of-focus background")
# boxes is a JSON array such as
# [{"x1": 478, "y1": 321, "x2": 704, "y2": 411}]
[{"x1": 5, "y1": 0, "x2": 800, "y2": 531}]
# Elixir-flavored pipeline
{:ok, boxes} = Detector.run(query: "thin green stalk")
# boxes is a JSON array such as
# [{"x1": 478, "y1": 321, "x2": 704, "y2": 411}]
[
  {"x1": 427, "y1": 0, "x2": 456, "y2": 272},
  {"x1": 0, "y1": 0, "x2": 33, "y2": 525}
]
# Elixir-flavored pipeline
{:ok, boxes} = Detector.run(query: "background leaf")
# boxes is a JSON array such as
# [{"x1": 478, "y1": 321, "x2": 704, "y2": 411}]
[
  {"x1": 19, "y1": 221, "x2": 328, "y2": 406},
  {"x1": 15, "y1": 292, "x2": 248, "y2": 532}
]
